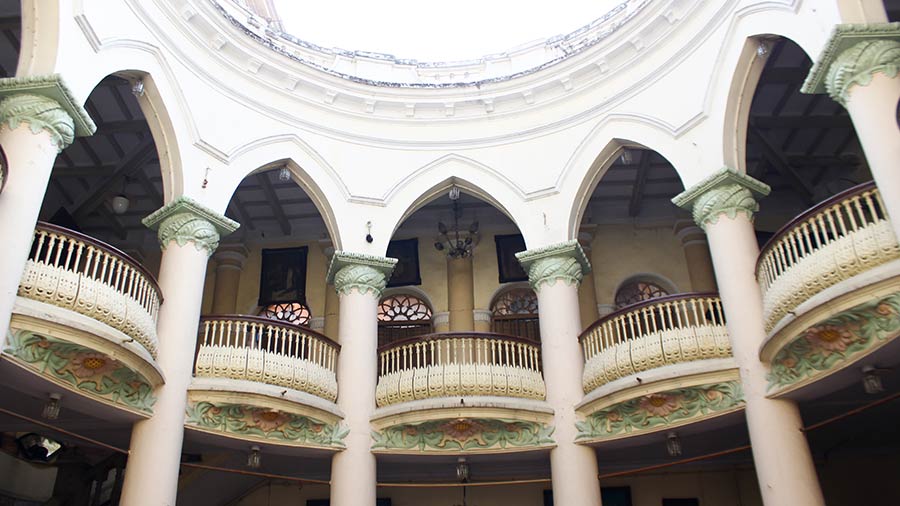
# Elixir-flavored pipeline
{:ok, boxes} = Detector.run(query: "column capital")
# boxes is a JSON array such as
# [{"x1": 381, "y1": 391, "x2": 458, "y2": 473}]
[
  {"x1": 326, "y1": 251, "x2": 397, "y2": 297},
  {"x1": 142, "y1": 196, "x2": 239, "y2": 257},
  {"x1": 802, "y1": 23, "x2": 900, "y2": 106},
  {"x1": 672, "y1": 167, "x2": 770, "y2": 230},
  {"x1": 515, "y1": 240, "x2": 591, "y2": 291},
  {"x1": 0, "y1": 74, "x2": 96, "y2": 152}
]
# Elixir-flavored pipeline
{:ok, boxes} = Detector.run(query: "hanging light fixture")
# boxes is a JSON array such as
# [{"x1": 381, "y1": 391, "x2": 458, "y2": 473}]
[
  {"x1": 666, "y1": 432, "x2": 682, "y2": 457},
  {"x1": 434, "y1": 187, "x2": 479, "y2": 258},
  {"x1": 619, "y1": 149, "x2": 633, "y2": 165},
  {"x1": 278, "y1": 166, "x2": 291, "y2": 182},
  {"x1": 862, "y1": 365, "x2": 885, "y2": 394},
  {"x1": 42, "y1": 393, "x2": 61, "y2": 420},
  {"x1": 110, "y1": 176, "x2": 131, "y2": 215},
  {"x1": 456, "y1": 456, "x2": 470, "y2": 483},
  {"x1": 247, "y1": 445, "x2": 262, "y2": 469}
]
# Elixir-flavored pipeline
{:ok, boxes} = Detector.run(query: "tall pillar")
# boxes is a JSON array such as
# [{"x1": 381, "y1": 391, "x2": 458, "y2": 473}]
[
  {"x1": 517, "y1": 242, "x2": 602, "y2": 505},
  {"x1": 673, "y1": 168, "x2": 825, "y2": 506},
  {"x1": 326, "y1": 252, "x2": 396, "y2": 506},
  {"x1": 0, "y1": 76, "x2": 94, "y2": 350},
  {"x1": 319, "y1": 242, "x2": 340, "y2": 340},
  {"x1": 210, "y1": 244, "x2": 248, "y2": 314},
  {"x1": 802, "y1": 24, "x2": 900, "y2": 237},
  {"x1": 447, "y1": 255, "x2": 475, "y2": 331},
  {"x1": 119, "y1": 197, "x2": 238, "y2": 506},
  {"x1": 673, "y1": 220, "x2": 718, "y2": 292},
  {"x1": 473, "y1": 309, "x2": 492, "y2": 332},
  {"x1": 577, "y1": 229, "x2": 600, "y2": 328}
]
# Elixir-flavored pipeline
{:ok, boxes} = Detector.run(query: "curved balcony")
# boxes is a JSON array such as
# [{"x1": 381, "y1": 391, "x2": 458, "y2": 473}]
[
  {"x1": 580, "y1": 293, "x2": 732, "y2": 394},
  {"x1": 18, "y1": 223, "x2": 161, "y2": 358},
  {"x1": 757, "y1": 182, "x2": 900, "y2": 333},
  {"x1": 194, "y1": 315, "x2": 339, "y2": 403},
  {"x1": 375, "y1": 332, "x2": 546, "y2": 408}
]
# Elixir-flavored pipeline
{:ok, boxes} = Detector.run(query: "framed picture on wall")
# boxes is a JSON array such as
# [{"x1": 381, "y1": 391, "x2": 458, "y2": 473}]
[
  {"x1": 386, "y1": 238, "x2": 421, "y2": 287},
  {"x1": 495, "y1": 233, "x2": 528, "y2": 283},
  {"x1": 258, "y1": 246, "x2": 308, "y2": 306}
]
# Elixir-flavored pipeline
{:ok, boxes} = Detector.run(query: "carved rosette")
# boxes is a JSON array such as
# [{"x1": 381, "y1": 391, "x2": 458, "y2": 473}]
[
  {"x1": 142, "y1": 196, "x2": 239, "y2": 257},
  {"x1": 515, "y1": 240, "x2": 591, "y2": 291},
  {"x1": 326, "y1": 251, "x2": 397, "y2": 297},
  {"x1": 0, "y1": 74, "x2": 96, "y2": 153},
  {"x1": 802, "y1": 23, "x2": 900, "y2": 106},
  {"x1": 672, "y1": 167, "x2": 771, "y2": 230}
]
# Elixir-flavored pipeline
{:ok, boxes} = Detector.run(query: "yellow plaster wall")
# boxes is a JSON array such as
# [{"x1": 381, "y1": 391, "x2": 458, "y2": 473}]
[
  {"x1": 473, "y1": 230, "x2": 521, "y2": 311},
  {"x1": 590, "y1": 224, "x2": 693, "y2": 306}
]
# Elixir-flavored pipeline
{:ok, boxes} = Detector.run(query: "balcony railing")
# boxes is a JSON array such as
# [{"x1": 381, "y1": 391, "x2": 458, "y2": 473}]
[
  {"x1": 195, "y1": 315, "x2": 339, "y2": 402},
  {"x1": 18, "y1": 223, "x2": 161, "y2": 358},
  {"x1": 756, "y1": 182, "x2": 900, "y2": 332},
  {"x1": 375, "y1": 332, "x2": 545, "y2": 408},
  {"x1": 580, "y1": 293, "x2": 731, "y2": 394}
]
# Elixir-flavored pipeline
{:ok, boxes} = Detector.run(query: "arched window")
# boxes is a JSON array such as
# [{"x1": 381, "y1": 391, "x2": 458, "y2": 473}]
[
  {"x1": 614, "y1": 279, "x2": 669, "y2": 309},
  {"x1": 377, "y1": 293, "x2": 433, "y2": 346},
  {"x1": 491, "y1": 288, "x2": 540, "y2": 341},
  {"x1": 259, "y1": 302, "x2": 311, "y2": 327}
]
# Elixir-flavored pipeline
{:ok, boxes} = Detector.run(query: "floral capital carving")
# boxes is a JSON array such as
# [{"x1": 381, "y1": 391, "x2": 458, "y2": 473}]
[
  {"x1": 326, "y1": 251, "x2": 397, "y2": 297},
  {"x1": 142, "y1": 196, "x2": 239, "y2": 256},
  {"x1": 672, "y1": 167, "x2": 770, "y2": 230},
  {"x1": 516, "y1": 240, "x2": 590, "y2": 291},
  {"x1": 0, "y1": 75, "x2": 95, "y2": 152}
]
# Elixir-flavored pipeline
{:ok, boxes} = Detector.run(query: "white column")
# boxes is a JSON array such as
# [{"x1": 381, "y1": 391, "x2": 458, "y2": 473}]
[
  {"x1": 210, "y1": 244, "x2": 249, "y2": 314},
  {"x1": 119, "y1": 197, "x2": 238, "y2": 506},
  {"x1": 517, "y1": 242, "x2": 602, "y2": 506},
  {"x1": 674, "y1": 168, "x2": 825, "y2": 506},
  {"x1": 803, "y1": 25, "x2": 900, "y2": 237},
  {"x1": 447, "y1": 255, "x2": 475, "y2": 331},
  {"x1": 0, "y1": 76, "x2": 94, "y2": 350},
  {"x1": 327, "y1": 252, "x2": 396, "y2": 506}
]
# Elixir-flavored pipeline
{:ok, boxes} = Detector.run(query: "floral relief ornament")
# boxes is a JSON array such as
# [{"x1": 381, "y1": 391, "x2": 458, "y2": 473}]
[{"x1": 768, "y1": 292, "x2": 900, "y2": 391}]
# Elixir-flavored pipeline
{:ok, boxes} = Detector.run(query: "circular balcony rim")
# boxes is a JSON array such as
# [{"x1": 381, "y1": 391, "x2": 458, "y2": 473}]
[
  {"x1": 755, "y1": 180, "x2": 878, "y2": 273},
  {"x1": 199, "y1": 313, "x2": 341, "y2": 350},
  {"x1": 578, "y1": 291, "x2": 721, "y2": 343},
  {"x1": 377, "y1": 331, "x2": 541, "y2": 354},
  {"x1": 35, "y1": 221, "x2": 163, "y2": 303}
]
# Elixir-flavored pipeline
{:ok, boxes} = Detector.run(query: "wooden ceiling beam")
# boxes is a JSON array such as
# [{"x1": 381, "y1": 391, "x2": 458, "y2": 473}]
[
  {"x1": 256, "y1": 173, "x2": 291, "y2": 236},
  {"x1": 70, "y1": 139, "x2": 157, "y2": 220},
  {"x1": 628, "y1": 151, "x2": 651, "y2": 217},
  {"x1": 749, "y1": 115, "x2": 852, "y2": 129},
  {"x1": 747, "y1": 126, "x2": 814, "y2": 203}
]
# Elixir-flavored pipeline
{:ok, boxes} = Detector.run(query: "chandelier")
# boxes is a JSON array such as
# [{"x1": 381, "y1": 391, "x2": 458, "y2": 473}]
[{"x1": 434, "y1": 187, "x2": 479, "y2": 258}]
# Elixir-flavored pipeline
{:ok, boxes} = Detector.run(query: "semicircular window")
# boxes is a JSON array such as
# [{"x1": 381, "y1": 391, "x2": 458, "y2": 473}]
[
  {"x1": 614, "y1": 280, "x2": 669, "y2": 309},
  {"x1": 491, "y1": 288, "x2": 540, "y2": 341},
  {"x1": 259, "y1": 301, "x2": 311, "y2": 327},
  {"x1": 377, "y1": 294, "x2": 433, "y2": 346}
]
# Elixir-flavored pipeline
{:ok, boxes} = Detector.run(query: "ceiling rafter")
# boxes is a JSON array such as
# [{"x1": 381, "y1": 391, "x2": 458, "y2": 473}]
[
  {"x1": 628, "y1": 151, "x2": 651, "y2": 217},
  {"x1": 70, "y1": 139, "x2": 157, "y2": 220},
  {"x1": 256, "y1": 173, "x2": 291, "y2": 235},
  {"x1": 747, "y1": 126, "x2": 814, "y2": 204}
]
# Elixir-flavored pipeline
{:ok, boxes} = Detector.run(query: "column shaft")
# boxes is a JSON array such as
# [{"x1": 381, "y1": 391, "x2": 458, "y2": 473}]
[
  {"x1": 447, "y1": 256, "x2": 475, "y2": 331},
  {"x1": 578, "y1": 268, "x2": 600, "y2": 328},
  {"x1": 210, "y1": 247, "x2": 247, "y2": 314},
  {"x1": 323, "y1": 286, "x2": 340, "y2": 339}
]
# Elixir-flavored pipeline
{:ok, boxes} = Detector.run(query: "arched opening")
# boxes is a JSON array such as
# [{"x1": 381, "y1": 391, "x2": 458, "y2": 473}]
[
  {"x1": 377, "y1": 292, "x2": 433, "y2": 346},
  {"x1": 490, "y1": 285, "x2": 539, "y2": 340},
  {"x1": 613, "y1": 276, "x2": 672, "y2": 309}
]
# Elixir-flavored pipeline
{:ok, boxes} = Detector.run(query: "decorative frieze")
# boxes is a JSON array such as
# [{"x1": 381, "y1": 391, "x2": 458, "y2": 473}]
[
  {"x1": 768, "y1": 291, "x2": 900, "y2": 394},
  {"x1": 575, "y1": 381, "x2": 744, "y2": 441},
  {"x1": 515, "y1": 240, "x2": 591, "y2": 291},
  {"x1": 371, "y1": 417, "x2": 554, "y2": 453},
  {"x1": 4, "y1": 330, "x2": 156, "y2": 414},
  {"x1": 802, "y1": 23, "x2": 900, "y2": 106},
  {"x1": 185, "y1": 401, "x2": 348, "y2": 448},
  {"x1": 326, "y1": 251, "x2": 397, "y2": 297},
  {"x1": 142, "y1": 196, "x2": 239, "y2": 256},
  {"x1": 0, "y1": 74, "x2": 95, "y2": 152},
  {"x1": 672, "y1": 167, "x2": 770, "y2": 230}
]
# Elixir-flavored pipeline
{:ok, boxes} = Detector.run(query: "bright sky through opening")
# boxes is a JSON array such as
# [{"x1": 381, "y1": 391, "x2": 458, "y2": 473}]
[{"x1": 273, "y1": 0, "x2": 619, "y2": 62}]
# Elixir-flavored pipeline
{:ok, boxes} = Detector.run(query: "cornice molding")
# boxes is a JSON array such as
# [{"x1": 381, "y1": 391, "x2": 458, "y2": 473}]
[
  {"x1": 326, "y1": 251, "x2": 397, "y2": 297},
  {"x1": 672, "y1": 167, "x2": 770, "y2": 230},
  {"x1": 803, "y1": 23, "x2": 900, "y2": 106},
  {"x1": 516, "y1": 240, "x2": 591, "y2": 291},
  {"x1": 142, "y1": 196, "x2": 239, "y2": 256},
  {"x1": 0, "y1": 75, "x2": 95, "y2": 152}
]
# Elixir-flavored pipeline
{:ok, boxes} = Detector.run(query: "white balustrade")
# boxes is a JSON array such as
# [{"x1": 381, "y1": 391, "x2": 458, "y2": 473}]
[
  {"x1": 195, "y1": 316, "x2": 339, "y2": 402},
  {"x1": 375, "y1": 332, "x2": 545, "y2": 408},
  {"x1": 18, "y1": 223, "x2": 161, "y2": 358},
  {"x1": 756, "y1": 183, "x2": 900, "y2": 332},
  {"x1": 580, "y1": 294, "x2": 731, "y2": 394}
]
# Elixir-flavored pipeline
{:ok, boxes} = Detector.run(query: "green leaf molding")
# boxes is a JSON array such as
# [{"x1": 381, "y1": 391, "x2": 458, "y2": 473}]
[
  {"x1": 326, "y1": 251, "x2": 397, "y2": 297},
  {"x1": 515, "y1": 240, "x2": 591, "y2": 291},
  {"x1": 672, "y1": 167, "x2": 771, "y2": 230},
  {"x1": 185, "y1": 401, "x2": 347, "y2": 448},
  {"x1": 0, "y1": 74, "x2": 96, "y2": 152},
  {"x1": 371, "y1": 418, "x2": 555, "y2": 452},
  {"x1": 767, "y1": 291, "x2": 900, "y2": 393},
  {"x1": 142, "y1": 196, "x2": 239, "y2": 257},
  {"x1": 4, "y1": 330, "x2": 156, "y2": 413},
  {"x1": 802, "y1": 23, "x2": 900, "y2": 106},
  {"x1": 575, "y1": 381, "x2": 744, "y2": 441}
]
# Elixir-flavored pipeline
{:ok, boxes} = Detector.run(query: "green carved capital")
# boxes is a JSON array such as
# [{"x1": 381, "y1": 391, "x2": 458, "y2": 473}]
[
  {"x1": 0, "y1": 74, "x2": 96, "y2": 152},
  {"x1": 672, "y1": 167, "x2": 770, "y2": 230},
  {"x1": 802, "y1": 23, "x2": 900, "y2": 106},
  {"x1": 326, "y1": 251, "x2": 397, "y2": 297},
  {"x1": 142, "y1": 196, "x2": 239, "y2": 256},
  {"x1": 516, "y1": 240, "x2": 590, "y2": 291}
]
